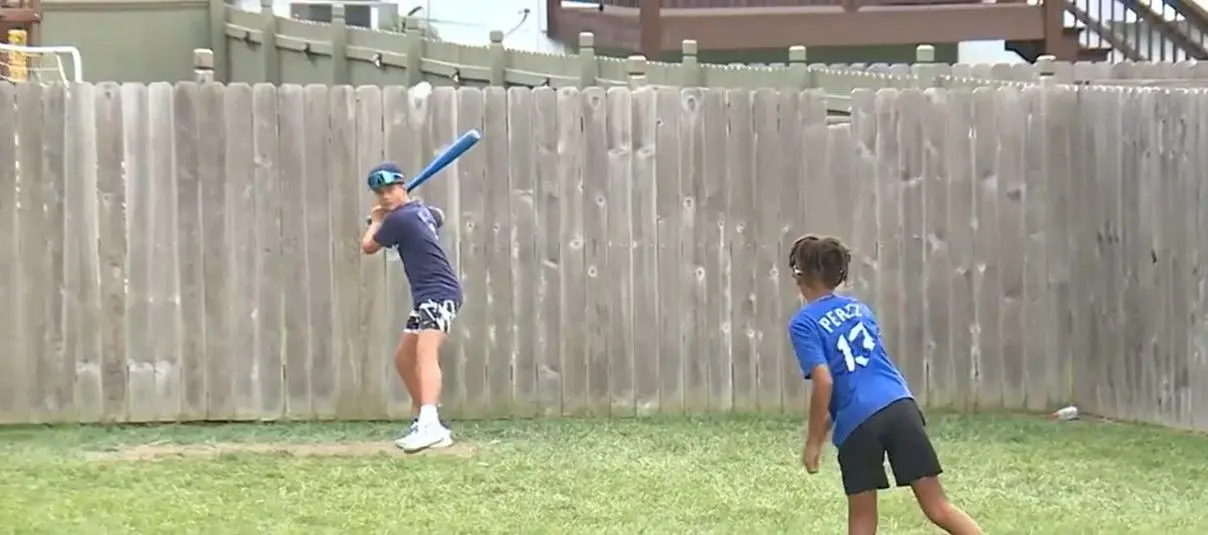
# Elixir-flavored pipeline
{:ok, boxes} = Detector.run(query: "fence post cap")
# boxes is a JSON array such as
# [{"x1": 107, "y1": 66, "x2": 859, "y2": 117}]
[
  {"x1": 682, "y1": 39, "x2": 697, "y2": 55},
  {"x1": 404, "y1": 16, "x2": 419, "y2": 30},
  {"x1": 489, "y1": 29, "x2": 504, "y2": 43},
  {"x1": 579, "y1": 32, "x2": 594, "y2": 48},
  {"x1": 627, "y1": 54, "x2": 648, "y2": 73},
  {"x1": 1036, "y1": 55, "x2": 1056, "y2": 76},
  {"x1": 788, "y1": 45, "x2": 807, "y2": 63},
  {"x1": 192, "y1": 48, "x2": 214, "y2": 69},
  {"x1": 915, "y1": 44, "x2": 935, "y2": 63}
]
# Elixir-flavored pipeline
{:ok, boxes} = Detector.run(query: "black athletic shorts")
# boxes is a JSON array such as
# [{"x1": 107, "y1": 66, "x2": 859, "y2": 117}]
[
  {"x1": 404, "y1": 299, "x2": 459, "y2": 334},
  {"x1": 836, "y1": 397, "x2": 942, "y2": 495}
]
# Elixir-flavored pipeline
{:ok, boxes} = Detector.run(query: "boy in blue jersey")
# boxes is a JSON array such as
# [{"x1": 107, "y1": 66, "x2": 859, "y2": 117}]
[
  {"x1": 361, "y1": 162, "x2": 462, "y2": 453},
  {"x1": 787, "y1": 235, "x2": 981, "y2": 535}
]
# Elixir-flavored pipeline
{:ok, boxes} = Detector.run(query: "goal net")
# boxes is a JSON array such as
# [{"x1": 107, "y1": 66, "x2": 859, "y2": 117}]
[{"x1": 0, "y1": 33, "x2": 83, "y2": 84}]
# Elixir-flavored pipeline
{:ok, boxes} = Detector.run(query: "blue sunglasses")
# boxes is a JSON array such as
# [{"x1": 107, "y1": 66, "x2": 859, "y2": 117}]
[{"x1": 367, "y1": 169, "x2": 405, "y2": 191}]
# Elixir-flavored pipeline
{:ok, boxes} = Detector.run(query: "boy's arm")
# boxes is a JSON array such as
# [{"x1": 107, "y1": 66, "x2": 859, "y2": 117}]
[
  {"x1": 805, "y1": 365, "x2": 833, "y2": 447},
  {"x1": 789, "y1": 318, "x2": 831, "y2": 447},
  {"x1": 361, "y1": 207, "x2": 397, "y2": 255},
  {"x1": 360, "y1": 220, "x2": 384, "y2": 255},
  {"x1": 426, "y1": 204, "x2": 445, "y2": 230}
]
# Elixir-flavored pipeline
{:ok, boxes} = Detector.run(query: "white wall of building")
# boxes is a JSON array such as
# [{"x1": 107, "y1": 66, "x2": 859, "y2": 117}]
[{"x1": 241, "y1": 0, "x2": 571, "y2": 54}]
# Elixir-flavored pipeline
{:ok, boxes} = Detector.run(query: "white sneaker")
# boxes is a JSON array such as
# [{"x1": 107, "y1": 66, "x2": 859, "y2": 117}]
[
  {"x1": 395, "y1": 422, "x2": 452, "y2": 453},
  {"x1": 395, "y1": 420, "x2": 419, "y2": 440}
]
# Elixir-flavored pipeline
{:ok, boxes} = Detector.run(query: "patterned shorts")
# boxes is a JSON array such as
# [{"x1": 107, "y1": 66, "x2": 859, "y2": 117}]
[{"x1": 404, "y1": 299, "x2": 459, "y2": 334}]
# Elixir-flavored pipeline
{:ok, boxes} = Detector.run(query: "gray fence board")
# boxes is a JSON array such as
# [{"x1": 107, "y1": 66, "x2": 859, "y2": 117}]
[
  {"x1": 0, "y1": 84, "x2": 19, "y2": 423},
  {"x1": 0, "y1": 83, "x2": 1206, "y2": 433}
]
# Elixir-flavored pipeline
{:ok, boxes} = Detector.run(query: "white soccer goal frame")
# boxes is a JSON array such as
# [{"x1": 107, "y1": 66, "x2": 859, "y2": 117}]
[{"x1": 0, "y1": 42, "x2": 83, "y2": 83}]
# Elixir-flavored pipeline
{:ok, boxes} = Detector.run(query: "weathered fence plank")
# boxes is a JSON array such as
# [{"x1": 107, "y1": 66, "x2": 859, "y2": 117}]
[
  {"x1": 1077, "y1": 88, "x2": 1105, "y2": 416},
  {"x1": 700, "y1": 88, "x2": 730, "y2": 412},
  {"x1": 198, "y1": 83, "x2": 231, "y2": 420},
  {"x1": 454, "y1": 86, "x2": 487, "y2": 418},
  {"x1": 507, "y1": 86, "x2": 540, "y2": 418},
  {"x1": 1039, "y1": 84, "x2": 1075, "y2": 411},
  {"x1": 301, "y1": 84, "x2": 336, "y2": 419},
  {"x1": 680, "y1": 87, "x2": 707, "y2": 412},
  {"x1": 174, "y1": 82, "x2": 207, "y2": 421},
  {"x1": 96, "y1": 83, "x2": 129, "y2": 422},
  {"x1": 1101, "y1": 88, "x2": 1128, "y2": 419},
  {"x1": 1110, "y1": 87, "x2": 1131, "y2": 421},
  {"x1": 426, "y1": 86, "x2": 460, "y2": 415},
  {"x1": 943, "y1": 89, "x2": 976, "y2": 410},
  {"x1": 1085, "y1": 88, "x2": 1115, "y2": 417},
  {"x1": 872, "y1": 89, "x2": 907, "y2": 394},
  {"x1": 532, "y1": 86, "x2": 563, "y2": 416},
  {"x1": 42, "y1": 83, "x2": 69, "y2": 422},
  {"x1": 352, "y1": 85, "x2": 386, "y2": 420},
  {"x1": 223, "y1": 83, "x2": 259, "y2": 420},
  {"x1": 482, "y1": 86, "x2": 514, "y2": 417},
  {"x1": 630, "y1": 86, "x2": 660, "y2": 415},
  {"x1": 996, "y1": 87, "x2": 1026, "y2": 411},
  {"x1": 787, "y1": 90, "x2": 829, "y2": 411},
  {"x1": 121, "y1": 82, "x2": 159, "y2": 422},
  {"x1": 328, "y1": 85, "x2": 360, "y2": 418},
  {"x1": 147, "y1": 82, "x2": 183, "y2": 422},
  {"x1": 558, "y1": 87, "x2": 589, "y2": 416},
  {"x1": 971, "y1": 88, "x2": 1002, "y2": 409},
  {"x1": 1161, "y1": 88, "x2": 1192, "y2": 429},
  {"x1": 1134, "y1": 88, "x2": 1161, "y2": 426},
  {"x1": 15, "y1": 81, "x2": 39, "y2": 421},
  {"x1": 654, "y1": 87, "x2": 684, "y2": 414},
  {"x1": 1192, "y1": 90, "x2": 1208, "y2": 431},
  {"x1": 3, "y1": 83, "x2": 1208, "y2": 432},
  {"x1": 277, "y1": 84, "x2": 311, "y2": 419},
  {"x1": 0, "y1": 83, "x2": 19, "y2": 423},
  {"x1": 773, "y1": 89, "x2": 800, "y2": 412},
  {"x1": 848, "y1": 90, "x2": 879, "y2": 311},
  {"x1": 724, "y1": 88, "x2": 756, "y2": 412},
  {"x1": 582, "y1": 86, "x2": 611, "y2": 415},
  {"x1": 751, "y1": 88, "x2": 783, "y2": 412},
  {"x1": 605, "y1": 86, "x2": 636, "y2": 416},
  {"x1": 921, "y1": 88, "x2": 951, "y2": 408},
  {"x1": 898, "y1": 89, "x2": 928, "y2": 408},
  {"x1": 380, "y1": 84, "x2": 411, "y2": 420},
  {"x1": 65, "y1": 83, "x2": 103, "y2": 423}
]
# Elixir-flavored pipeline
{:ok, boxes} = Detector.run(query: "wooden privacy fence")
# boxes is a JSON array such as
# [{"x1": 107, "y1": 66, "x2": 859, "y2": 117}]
[{"x1": 0, "y1": 82, "x2": 1206, "y2": 430}]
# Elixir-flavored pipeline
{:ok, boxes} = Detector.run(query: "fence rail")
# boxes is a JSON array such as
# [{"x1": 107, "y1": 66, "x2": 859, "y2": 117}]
[{"x1": 0, "y1": 82, "x2": 1205, "y2": 430}]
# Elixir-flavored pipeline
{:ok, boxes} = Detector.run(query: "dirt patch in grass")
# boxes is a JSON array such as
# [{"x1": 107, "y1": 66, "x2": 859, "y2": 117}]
[{"x1": 85, "y1": 441, "x2": 476, "y2": 462}]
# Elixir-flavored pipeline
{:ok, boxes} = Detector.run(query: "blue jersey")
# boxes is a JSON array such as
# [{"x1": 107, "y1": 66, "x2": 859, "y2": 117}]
[
  {"x1": 788, "y1": 294, "x2": 912, "y2": 447},
  {"x1": 374, "y1": 200, "x2": 462, "y2": 307}
]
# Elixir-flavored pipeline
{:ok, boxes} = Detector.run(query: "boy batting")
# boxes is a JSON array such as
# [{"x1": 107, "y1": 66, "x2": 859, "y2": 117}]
[
  {"x1": 787, "y1": 235, "x2": 982, "y2": 535},
  {"x1": 361, "y1": 161, "x2": 460, "y2": 453}
]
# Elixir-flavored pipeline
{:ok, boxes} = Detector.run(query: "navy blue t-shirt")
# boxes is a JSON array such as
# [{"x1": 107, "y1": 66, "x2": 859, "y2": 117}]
[
  {"x1": 374, "y1": 201, "x2": 462, "y2": 307},
  {"x1": 788, "y1": 293, "x2": 912, "y2": 447}
]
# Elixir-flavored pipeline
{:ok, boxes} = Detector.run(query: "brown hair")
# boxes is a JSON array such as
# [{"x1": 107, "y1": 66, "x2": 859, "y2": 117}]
[{"x1": 788, "y1": 234, "x2": 852, "y2": 290}]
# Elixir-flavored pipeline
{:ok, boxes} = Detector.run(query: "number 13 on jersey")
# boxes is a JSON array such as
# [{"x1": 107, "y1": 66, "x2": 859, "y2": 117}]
[{"x1": 837, "y1": 322, "x2": 876, "y2": 372}]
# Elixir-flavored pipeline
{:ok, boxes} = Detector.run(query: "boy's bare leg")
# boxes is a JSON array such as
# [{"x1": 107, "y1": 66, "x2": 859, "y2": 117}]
[
  {"x1": 393, "y1": 333, "x2": 421, "y2": 416},
  {"x1": 846, "y1": 491, "x2": 879, "y2": 535},
  {"x1": 415, "y1": 330, "x2": 445, "y2": 409},
  {"x1": 909, "y1": 477, "x2": 982, "y2": 535},
  {"x1": 398, "y1": 329, "x2": 451, "y2": 452}
]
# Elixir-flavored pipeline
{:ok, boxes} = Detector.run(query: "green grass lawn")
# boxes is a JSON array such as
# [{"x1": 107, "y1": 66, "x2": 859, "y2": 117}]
[{"x1": 0, "y1": 413, "x2": 1205, "y2": 534}]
